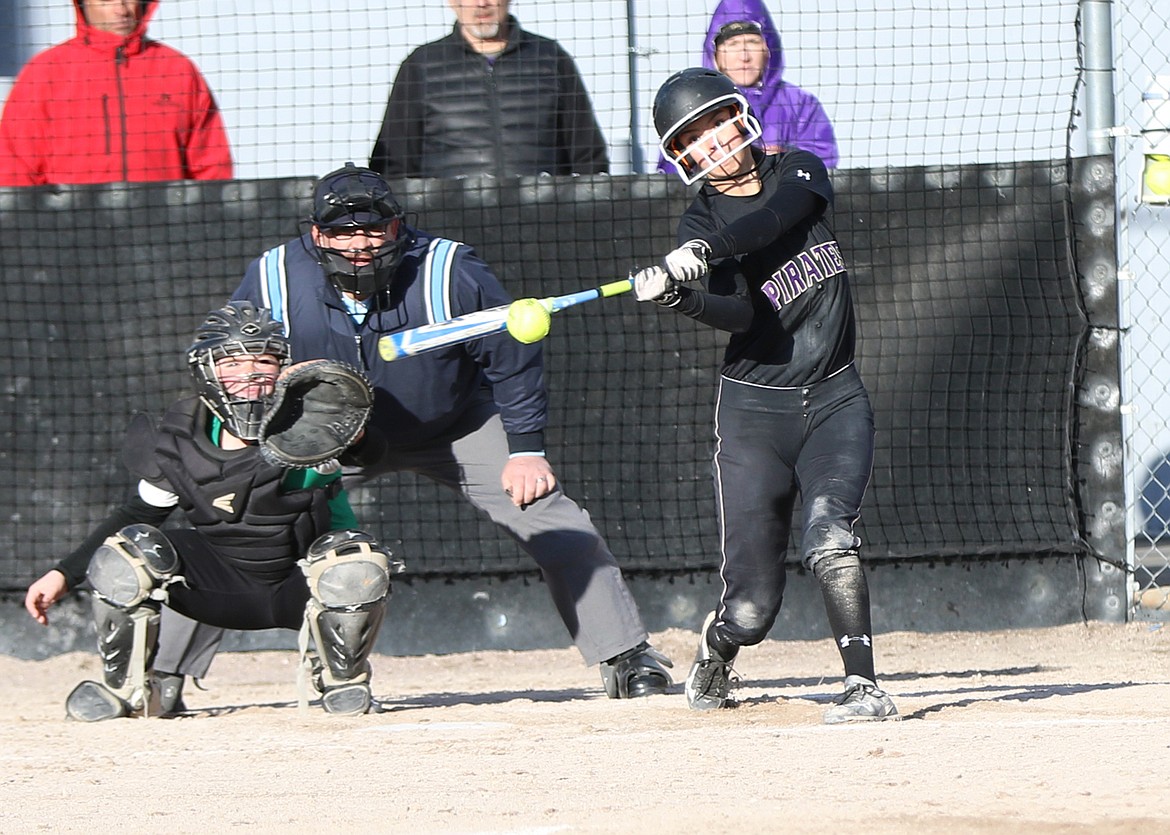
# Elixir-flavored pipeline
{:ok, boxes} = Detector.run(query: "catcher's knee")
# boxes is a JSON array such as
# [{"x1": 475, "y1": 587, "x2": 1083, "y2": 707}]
[
  {"x1": 302, "y1": 529, "x2": 399, "y2": 611},
  {"x1": 87, "y1": 524, "x2": 181, "y2": 609}
]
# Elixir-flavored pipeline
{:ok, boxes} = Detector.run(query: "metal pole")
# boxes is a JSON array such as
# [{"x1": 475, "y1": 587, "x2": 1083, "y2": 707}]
[
  {"x1": 1080, "y1": 0, "x2": 1117, "y2": 155},
  {"x1": 626, "y1": 0, "x2": 644, "y2": 173},
  {"x1": 1, "y1": 0, "x2": 25, "y2": 77}
]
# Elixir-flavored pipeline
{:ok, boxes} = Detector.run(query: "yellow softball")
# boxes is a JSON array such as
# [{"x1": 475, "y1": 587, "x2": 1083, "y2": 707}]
[{"x1": 505, "y1": 298, "x2": 552, "y2": 344}]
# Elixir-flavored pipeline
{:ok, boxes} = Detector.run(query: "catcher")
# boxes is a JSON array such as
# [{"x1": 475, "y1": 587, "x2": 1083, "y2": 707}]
[{"x1": 23, "y1": 300, "x2": 398, "y2": 720}]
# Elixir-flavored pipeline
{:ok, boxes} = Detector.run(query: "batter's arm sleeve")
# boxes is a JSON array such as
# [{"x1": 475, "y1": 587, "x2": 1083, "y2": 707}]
[
  {"x1": 670, "y1": 261, "x2": 754, "y2": 333},
  {"x1": 697, "y1": 151, "x2": 832, "y2": 260},
  {"x1": 664, "y1": 212, "x2": 755, "y2": 333},
  {"x1": 53, "y1": 489, "x2": 177, "y2": 590},
  {"x1": 703, "y1": 184, "x2": 824, "y2": 260}
]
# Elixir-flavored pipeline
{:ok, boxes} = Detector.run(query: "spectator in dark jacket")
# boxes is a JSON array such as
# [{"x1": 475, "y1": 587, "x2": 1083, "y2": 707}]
[{"x1": 369, "y1": 0, "x2": 608, "y2": 179}]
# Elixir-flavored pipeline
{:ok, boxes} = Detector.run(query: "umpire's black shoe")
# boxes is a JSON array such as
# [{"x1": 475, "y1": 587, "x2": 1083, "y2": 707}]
[
  {"x1": 600, "y1": 642, "x2": 674, "y2": 698},
  {"x1": 685, "y1": 611, "x2": 738, "y2": 711},
  {"x1": 152, "y1": 673, "x2": 188, "y2": 717}
]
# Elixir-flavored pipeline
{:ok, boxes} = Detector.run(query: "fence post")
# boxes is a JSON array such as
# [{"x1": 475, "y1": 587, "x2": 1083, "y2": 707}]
[{"x1": 1080, "y1": 0, "x2": 1117, "y2": 156}]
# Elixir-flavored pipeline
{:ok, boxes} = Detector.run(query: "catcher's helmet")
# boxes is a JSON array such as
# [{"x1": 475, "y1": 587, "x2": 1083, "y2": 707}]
[
  {"x1": 187, "y1": 301, "x2": 290, "y2": 442},
  {"x1": 653, "y1": 67, "x2": 761, "y2": 184},
  {"x1": 310, "y1": 162, "x2": 411, "y2": 298}
]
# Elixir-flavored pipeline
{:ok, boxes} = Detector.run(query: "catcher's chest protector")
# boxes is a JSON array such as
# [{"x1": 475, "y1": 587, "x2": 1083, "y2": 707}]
[{"x1": 150, "y1": 399, "x2": 334, "y2": 575}]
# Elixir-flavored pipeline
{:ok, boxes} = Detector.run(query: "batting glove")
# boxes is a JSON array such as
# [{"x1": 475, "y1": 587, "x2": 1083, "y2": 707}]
[
  {"x1": 663, "y1": 239, "x2": 711, "y2": 283},
  {"x1": 631, "y1": 266, "x2": 680, "y2": 305}
]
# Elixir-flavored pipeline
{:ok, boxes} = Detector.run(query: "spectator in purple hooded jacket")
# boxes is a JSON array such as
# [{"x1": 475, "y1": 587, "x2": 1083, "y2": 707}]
[{"x1": 657, "y1": 0, "x2": 838, "y2": 172}]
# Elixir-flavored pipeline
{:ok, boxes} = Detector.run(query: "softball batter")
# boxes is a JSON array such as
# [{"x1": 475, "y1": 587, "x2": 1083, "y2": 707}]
[{"x1": 633, "y1": 67, "x2": 898, "y2": 723}]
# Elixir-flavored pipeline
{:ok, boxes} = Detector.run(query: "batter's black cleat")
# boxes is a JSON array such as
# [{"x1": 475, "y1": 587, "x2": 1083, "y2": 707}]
[
  {"x1": 685, "y1": 611, "x2": 738, "y2": 711},
  {"x1": 65, "y1": 681, "x2": 131, "y2": 722},
  {"x1": 822, "y1": 675, "x2": 900, "y2": 724},
  {"x1": 600, "y1": 642, "x2": 673, "y2": 698}
]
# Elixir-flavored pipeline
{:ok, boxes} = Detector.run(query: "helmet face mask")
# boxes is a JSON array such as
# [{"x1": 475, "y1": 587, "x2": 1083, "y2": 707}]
[
  {"x1": 188, "y1": 302, "x2": 291, "y2": 442},
  {"x1": 310, "y1": 163, "x2": 409, "y2": 297},
  {"x1": 654, "y1": 68, "x2": 762, "y2": 185}
]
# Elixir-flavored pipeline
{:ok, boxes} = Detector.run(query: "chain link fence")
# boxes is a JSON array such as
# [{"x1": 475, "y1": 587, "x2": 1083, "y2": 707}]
[{"x1": 1113, "y1": 1, "x2": 1170, "y2": 620}]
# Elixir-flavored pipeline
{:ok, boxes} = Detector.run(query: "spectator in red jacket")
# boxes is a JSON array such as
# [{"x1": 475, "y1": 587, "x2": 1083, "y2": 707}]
[{"x1": 0, "y1": 0, "x2": 233, "y2": 186}]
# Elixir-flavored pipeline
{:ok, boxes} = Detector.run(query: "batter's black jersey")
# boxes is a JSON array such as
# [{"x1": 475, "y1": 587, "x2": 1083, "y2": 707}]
[{"x1": 676, "y1": 149, "x2": 856, "y2": 388}]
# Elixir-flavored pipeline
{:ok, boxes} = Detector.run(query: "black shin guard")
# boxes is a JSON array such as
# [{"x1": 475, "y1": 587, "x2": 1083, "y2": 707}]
[{"x1": 814, "y1": 552, "x2": 877, "y2": 683}]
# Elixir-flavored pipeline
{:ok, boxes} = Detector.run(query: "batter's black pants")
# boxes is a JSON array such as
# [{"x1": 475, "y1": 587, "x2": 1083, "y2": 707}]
[{"x1": 711, "y1": 364, "x2": 874, "y2": 647}]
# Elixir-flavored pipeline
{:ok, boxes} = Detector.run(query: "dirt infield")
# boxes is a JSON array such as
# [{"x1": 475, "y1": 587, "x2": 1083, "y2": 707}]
[{"x1": 2, "y1": 622, "x2": 1169, "y2": 834}]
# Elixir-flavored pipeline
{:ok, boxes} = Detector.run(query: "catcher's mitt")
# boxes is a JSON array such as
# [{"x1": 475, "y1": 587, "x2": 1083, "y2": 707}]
[{"x1": 259, "y1": 360, "x2": 373, "y2": 469}]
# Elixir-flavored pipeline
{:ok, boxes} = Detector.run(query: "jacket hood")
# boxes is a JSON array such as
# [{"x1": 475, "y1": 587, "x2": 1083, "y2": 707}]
[
  {"x1": 73, "y1": 0, "x2": 157, "y2": 52},
  {"x1": 702, "y1": 0, "x2": 785, "y2": 90}
]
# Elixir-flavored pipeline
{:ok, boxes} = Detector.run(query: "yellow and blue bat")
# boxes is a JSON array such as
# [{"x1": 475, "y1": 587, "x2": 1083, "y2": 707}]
[{"x1": 377, "y1": 277, "x2": 634, "y2": 362}]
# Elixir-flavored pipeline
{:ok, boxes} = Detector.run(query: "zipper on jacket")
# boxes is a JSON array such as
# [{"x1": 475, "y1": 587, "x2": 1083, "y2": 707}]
[
  {"x1": 354, "y1": 333, "x2": 366, "y2": 371},
  {"x1": 486, "y1": 61, "x2": 505, "y2": 176},
  {"x1": 115, "y1": 46, "x2": 129, "y2": 180},
  {"x1": 102, "y1": 95, "x2": 111, "y2": 154}
]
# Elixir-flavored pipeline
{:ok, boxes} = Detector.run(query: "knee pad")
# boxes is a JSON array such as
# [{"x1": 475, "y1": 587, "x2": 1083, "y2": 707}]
[
  {"x1": 301, "y1": 529, "x2": 398, "y2": 611},
  {"x1": 87, "y1": 524, "x2": 181, "y2": 608},
  {"x1": 807, "y1": 549, "x2": 862, "y2": 580},
  {"x1": 297, "y1": 531, "x2": 397, "y2": 711}
]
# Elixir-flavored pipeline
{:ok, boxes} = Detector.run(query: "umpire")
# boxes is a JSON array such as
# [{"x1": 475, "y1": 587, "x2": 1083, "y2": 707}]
[{"x1": 206, "y1": 162, "x2": 670, "y2": 698}]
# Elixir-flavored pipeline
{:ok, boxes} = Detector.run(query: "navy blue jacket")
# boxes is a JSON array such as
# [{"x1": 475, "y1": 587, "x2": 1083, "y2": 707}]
[{"x1": 234, "y1": 230, "x2": 547, "y2": 453}]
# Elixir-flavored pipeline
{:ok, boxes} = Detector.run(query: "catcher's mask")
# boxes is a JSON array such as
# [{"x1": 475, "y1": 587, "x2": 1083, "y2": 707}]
[
  {"x1": 188, "y1": 301, "x2": 291, "y2": 442},
  {"x1": 310, "y1": 162, "x2": 411, "y2": 298},
  {"x1": 653, "y1": 67, "x2": 762, "y2": 185}
]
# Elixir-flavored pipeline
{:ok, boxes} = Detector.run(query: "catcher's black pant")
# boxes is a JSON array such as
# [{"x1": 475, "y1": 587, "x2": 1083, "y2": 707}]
[
  {"x1": 711, "y1": 364, "x2": 874, "y2": 647},
  {"x1": 158, "y1": 529, "x2": 308, "y2": 632}
]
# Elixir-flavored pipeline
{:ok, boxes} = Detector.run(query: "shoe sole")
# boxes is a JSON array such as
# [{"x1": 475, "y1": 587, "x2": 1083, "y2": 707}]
[
  {"x1": 66, "y1": 681, "x2": 130, "y2": 722},
  {"x1": 321, "y1": 684, "x2": 371, "y2": 716},
  {"x1": 823, "y1": 710, "x2": 901, "y2": 725}
]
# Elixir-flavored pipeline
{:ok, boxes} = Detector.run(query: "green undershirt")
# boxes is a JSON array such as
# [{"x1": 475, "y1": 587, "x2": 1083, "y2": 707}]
[{"x1": 210, "y1": 416, "x2": 358, "y2": 530}]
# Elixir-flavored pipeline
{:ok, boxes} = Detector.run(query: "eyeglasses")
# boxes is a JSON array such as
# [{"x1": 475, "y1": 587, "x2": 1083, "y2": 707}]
[
  {"x1": 318, "y1": 221, "x2": 396, "y2": 241},
  {"x1": 716, "y1": 38, "x2": 768, "y2": 54}
]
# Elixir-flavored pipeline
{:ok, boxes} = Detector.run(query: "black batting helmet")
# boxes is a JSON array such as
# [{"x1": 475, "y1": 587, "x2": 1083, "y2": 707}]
[{"x1": 652, "y1": 68, "x2": 760, "y2": 183}]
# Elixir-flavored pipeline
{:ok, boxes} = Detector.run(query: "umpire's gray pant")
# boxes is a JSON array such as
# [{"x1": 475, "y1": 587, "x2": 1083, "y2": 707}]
[
  {"x1": 346, "y1": 405, "x2": 649, "y2": 666},
  {"x1": 154, "y1": 406, "x2": 648, "y2": 675}
]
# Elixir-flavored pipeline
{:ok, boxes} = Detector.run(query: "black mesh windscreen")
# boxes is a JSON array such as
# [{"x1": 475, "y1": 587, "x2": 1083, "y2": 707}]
[{"x1": 0, "y1": 160, "x2": 1094, "y2": 588}]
